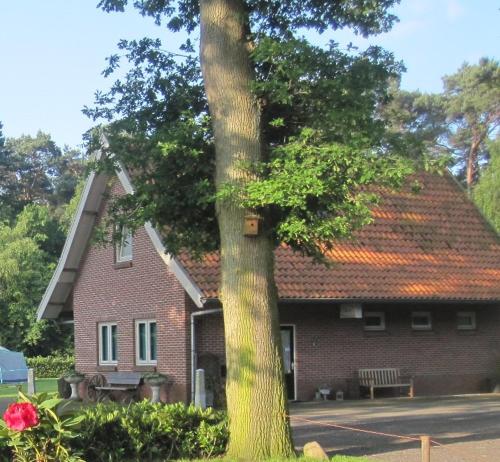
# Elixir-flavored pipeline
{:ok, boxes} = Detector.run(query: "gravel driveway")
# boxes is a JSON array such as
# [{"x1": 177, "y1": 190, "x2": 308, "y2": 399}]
[{"x1": 290, "y1": 394, "x2": 500, "y2": 462}]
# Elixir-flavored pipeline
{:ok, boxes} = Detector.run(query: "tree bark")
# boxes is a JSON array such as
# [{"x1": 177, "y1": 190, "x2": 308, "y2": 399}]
[
  {"x1": 466, "y1": 136, "x2": 481, "y2": 193},
  {"x1": 199, "y1": 0, "x2": 294, "y2": 459}
]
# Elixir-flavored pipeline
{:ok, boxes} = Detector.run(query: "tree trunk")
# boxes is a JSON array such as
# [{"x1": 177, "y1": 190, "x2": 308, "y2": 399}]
[
  {"x1": 466, "y1": 137, "x2": 481, "y2": 192},
  {"x1": 199, "y1": 0, "x2": 294, "y2": 459}
]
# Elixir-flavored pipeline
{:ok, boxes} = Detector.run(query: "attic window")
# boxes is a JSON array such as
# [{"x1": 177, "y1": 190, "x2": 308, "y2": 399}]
[
  {"x1": 411, "y1": 311, "x2": 432, "y2": 331},
  {"x1": 364, "y1": 312, "x2": 385, "y2": 331},
  {"x1": 116, "y1": 225, "x2": 132, "y2": 262},
  {"x1": 457, "y1": 311, "x2": 476, "y2": 330}
]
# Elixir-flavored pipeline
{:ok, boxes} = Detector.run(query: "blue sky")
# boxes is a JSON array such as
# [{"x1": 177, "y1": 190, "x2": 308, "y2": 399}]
[{"x1": 0, "y1": 0, "x2": 498, "y2": 149}]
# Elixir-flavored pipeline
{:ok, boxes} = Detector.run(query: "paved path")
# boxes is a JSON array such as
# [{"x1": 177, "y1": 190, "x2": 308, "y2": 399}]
[{"x1": 290, "y1": 394, "x2": 500, "y2": 461}]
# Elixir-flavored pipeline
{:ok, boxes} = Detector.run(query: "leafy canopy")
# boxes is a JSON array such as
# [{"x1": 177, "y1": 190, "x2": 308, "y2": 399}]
[
  {"x1": 85, "y1": 1, "x2": 418, "y2": 260},
  {"x1": 0, "y1": 131, "x2": 84, "y2": 222},
  {"x1": 443, "y1": 57, "x2": 500, "y2": 184}
]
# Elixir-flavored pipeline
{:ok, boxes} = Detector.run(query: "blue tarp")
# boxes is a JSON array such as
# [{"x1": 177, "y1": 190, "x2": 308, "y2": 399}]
[{"x1": 0, "y1": 347, "x2": 28, "y2": 383}]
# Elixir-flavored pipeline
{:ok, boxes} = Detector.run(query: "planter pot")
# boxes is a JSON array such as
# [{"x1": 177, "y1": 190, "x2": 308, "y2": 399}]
[
  {"x1": 144, "y1": 377, "x2": 167, "y2": 387},
  {"x1": 64, "y1": 376, "x2": 84, "y2": 400},
  {"x1": 149, "y1": 384, "x2": 161, "y2": 403}
]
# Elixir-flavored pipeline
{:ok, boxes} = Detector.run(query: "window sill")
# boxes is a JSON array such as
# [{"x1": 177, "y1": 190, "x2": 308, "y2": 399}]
[
  {"x1": 114, "y1": 260, "x2": 133, "y2": 269},
  {"x1": 97, "y1": 365, "x2": 118, "y2": 372},
  {"x1": 133, "y1": 365, "x2": 157, "y2": 373}
]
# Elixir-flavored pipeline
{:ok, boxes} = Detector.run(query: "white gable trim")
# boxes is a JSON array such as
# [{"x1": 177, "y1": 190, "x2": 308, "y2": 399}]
[
  {"x1": 37, "y1": 156, "x2": 205, "y2": 320},
  {"x1": 37, "y1": 170, "x2": 107, "y2": 320}
]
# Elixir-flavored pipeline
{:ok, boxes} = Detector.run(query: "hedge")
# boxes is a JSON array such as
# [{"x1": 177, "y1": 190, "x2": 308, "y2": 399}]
[
  {"x1": 26, "y1": 355, "x2": 74, "y2": 378},
  {"x1": 0, "y1": 399, "x2": 228, "y2": 462},
  {"x1": 73, "y1": 401, "x2": 228, "y2": 461}
]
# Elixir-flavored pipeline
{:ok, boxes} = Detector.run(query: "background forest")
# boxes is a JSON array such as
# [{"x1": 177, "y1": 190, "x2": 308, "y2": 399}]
[{"x1": 0, "y1": 129, "x2": 83, "y2": 355}]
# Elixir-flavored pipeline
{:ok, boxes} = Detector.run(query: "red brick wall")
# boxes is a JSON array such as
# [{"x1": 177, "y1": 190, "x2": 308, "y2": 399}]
[
  {"x1": 73, "y1": 180, "x2": 191, "y2": 402},
  {"x1": 196, "y1": 303, "x2": 500, "y2": 401}
]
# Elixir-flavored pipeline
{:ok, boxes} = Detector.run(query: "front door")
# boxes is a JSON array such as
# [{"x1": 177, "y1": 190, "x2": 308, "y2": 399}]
[{"x1": 280, "y1": 325, "x2": 295, "y2": 400}]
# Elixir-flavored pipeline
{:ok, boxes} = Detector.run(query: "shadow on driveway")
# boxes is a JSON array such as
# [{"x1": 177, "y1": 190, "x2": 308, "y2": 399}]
[{"x1": 290, "y1": 394, "x2": 500, "y2": 462}]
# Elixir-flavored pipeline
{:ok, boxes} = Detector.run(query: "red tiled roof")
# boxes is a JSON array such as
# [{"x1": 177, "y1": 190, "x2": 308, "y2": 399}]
[{"x1": 178, "y1": 172, "x2": 500, "y2": 302}]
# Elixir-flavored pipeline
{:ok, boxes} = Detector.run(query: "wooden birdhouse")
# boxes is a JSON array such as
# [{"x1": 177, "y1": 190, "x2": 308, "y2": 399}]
[{"x1": 244, "y1": 214, "x2": 261, "y2": 236}]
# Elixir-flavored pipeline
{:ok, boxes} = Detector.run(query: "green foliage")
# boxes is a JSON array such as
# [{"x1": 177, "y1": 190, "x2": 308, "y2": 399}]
[
  {"x1": 0, "y1": 205, "x2": 72, "y2": 355},
  {"x1": 473, "y1": 139, "x2": 500, "y2": 233},
  {"x1": 26, "y1": 355, "x2": 75, "y2": 379},
  {"x1": 381, "y1": 58, "x2": 499, "y2": 188},
  {"x1": 381, "y1": 84, "x2": 451, "y2": 161},
  {"x1": 0, "y1": 391, "x2": 85, "y2": 462},
  {"x1": 0, "y1": 132, "x2": 84, "y2": 222},
  {"x1": 443, "y1": 57, "x2": 500, "y2": 185},
  {"x1": 73, "y1": 401, "x2": 228, "y2": 461},
  {"x1": 98, "y1": 0, "x2": 399, "y2": 37},
  {"x1": 0, "y1": 397, "x2": 227, "y2": 462},
  {"x1": 220, "y1": 129, "x2": 412, "y2": 258},
  {"x1": 86, "y1": 28, "x2": 413, "y2": 259},
  {"x1": 0, "y1": 128, "x2": 83, "y2": 357},
  {"x1": 59, "y1": 180, "x2": 86, "y2": 234}
]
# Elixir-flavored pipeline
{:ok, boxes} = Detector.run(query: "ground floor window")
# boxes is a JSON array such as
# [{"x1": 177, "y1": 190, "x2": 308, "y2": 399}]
[
  {"x1": 457, "y1": 311, "x2": 476, "y2": 330},
  {"x1": 99, "y1": 322, "x2": 117, "y2": 365},
  {"x1": 136, "y1": 319, "x2": 157, "y2": 365}
]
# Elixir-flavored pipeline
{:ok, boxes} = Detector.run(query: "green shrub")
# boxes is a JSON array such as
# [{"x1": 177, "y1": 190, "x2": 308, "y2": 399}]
[
  {"x1": 26, "y1": 355, "x2": 74, "y2": 378},
  {"x1": 73, "y1": 401, "x2": 228, "y2": 462},
  {"x1": 0, "y1": 439, "x2": 11, "y2": 462}
]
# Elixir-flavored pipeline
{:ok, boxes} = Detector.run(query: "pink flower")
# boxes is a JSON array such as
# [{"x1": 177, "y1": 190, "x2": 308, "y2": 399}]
[{"x1": 3, "y1": 402, "x2": 39, "y2": 431}]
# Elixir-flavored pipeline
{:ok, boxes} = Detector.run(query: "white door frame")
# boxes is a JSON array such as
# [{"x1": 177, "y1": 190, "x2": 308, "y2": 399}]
[{"x1": 280, "y1": 324, "x2": 297, "y2": 401}]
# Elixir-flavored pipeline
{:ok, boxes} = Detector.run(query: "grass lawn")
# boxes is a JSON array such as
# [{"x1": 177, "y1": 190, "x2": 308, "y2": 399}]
[{"x1": 0, "y1": 378, "x2": 58, "y2": 398}]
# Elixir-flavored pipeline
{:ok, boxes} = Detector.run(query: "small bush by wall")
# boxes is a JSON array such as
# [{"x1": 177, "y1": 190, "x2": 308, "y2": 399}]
[{"x1": 26, "y1": 355, "x2": 74, "y2": 378}]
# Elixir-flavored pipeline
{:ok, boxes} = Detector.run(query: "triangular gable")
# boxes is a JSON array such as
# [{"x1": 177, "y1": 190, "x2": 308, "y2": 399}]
[{"x1": 37, "y1": 159, "x2": 204, "y2": 321}]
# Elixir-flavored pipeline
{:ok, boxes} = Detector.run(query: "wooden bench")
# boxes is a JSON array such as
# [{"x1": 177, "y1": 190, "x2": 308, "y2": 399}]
[
  {"x1": 358, "y1": 368, "x2": 414, "y2": 400},
  {"x1": 87, "y1": 372, "x2": 143, "y2": 402}
]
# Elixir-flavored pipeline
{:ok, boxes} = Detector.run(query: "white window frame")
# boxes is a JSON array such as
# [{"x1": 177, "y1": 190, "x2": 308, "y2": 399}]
[
  {"x1": 135, "y1": 319, "x2": 157, "y2": 365},
  {"x1": 363, "y1": 311, "x2": 386, "y2": 331},
  {"x1": 98, "y1": 322, "x2": 118, "y2": 365},
  {"x1": 411, "y1": 311, "x2": 432, "y2": 330},
  {"x1": 116, "y1": 225, "x2": 133, "y2": 262},
  {"x1": 457, "y1": 311, "x2": 476, "y2": 330}
]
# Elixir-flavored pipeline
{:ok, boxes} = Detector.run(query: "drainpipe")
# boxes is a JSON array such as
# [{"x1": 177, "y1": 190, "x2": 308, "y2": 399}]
[{"x1": 190, "y1": 308, "x2": 222, "y2": 402}]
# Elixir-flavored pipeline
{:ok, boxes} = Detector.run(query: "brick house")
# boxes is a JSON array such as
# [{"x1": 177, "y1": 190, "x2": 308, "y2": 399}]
[{"x1": 37, "y1": 165, "x2": 500, "y2": 402}]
